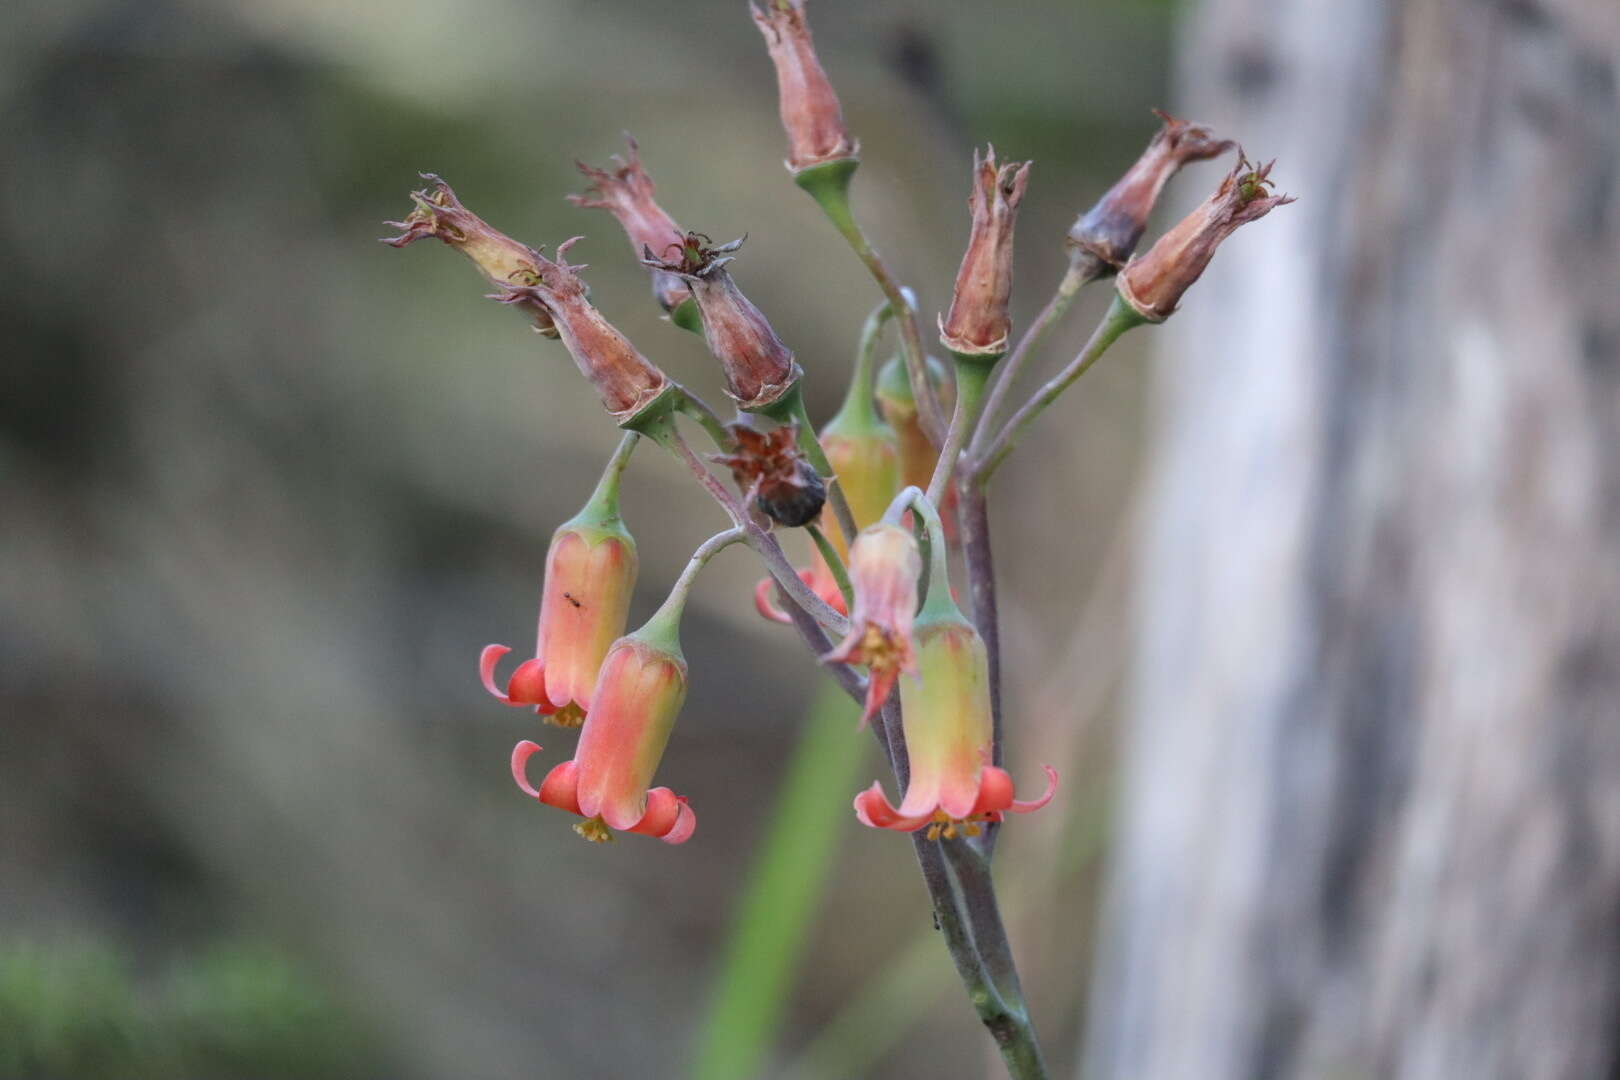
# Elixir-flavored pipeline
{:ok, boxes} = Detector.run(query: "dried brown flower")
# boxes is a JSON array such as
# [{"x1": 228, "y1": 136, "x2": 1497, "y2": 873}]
[{"x1": 938, "y1": 148, "x2": 1031, "y2": 359}]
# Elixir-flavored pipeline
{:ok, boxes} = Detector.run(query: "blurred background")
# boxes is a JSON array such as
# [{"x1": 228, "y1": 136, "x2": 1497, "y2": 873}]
[{"x1": 3, "y1": 0, "x2": 1616, "y2": 1078}]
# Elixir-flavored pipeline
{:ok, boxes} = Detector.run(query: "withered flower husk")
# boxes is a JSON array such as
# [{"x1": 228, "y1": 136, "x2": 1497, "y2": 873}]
[
  {"x1": 568, "y1": 136, "x2": 692, "y2": 316},
  {"x1": 1117, "y1": 153, "x2": 1295, "y2": 322},
  {"x1": 750, "y1": 0, "x2": 858, "y2": 172},
  {"x1": 1067, "y1": 110, "x2": 1233, "y2": 275},
  {"x1": 938, "y1": 147, "x2": 1031, "y2": 359},
  {"x1": 497, "y1": 239, "x2": 670, "y2": 421},
  {"x1": 383, "y1": 174, "x2": 559, "y2": 338},
  {"x1": 643, "y1": 233, "x2": 803, "y2": 410},
  {"x1": 712, "y1": 421, "x2": 827, "y2": 527}
]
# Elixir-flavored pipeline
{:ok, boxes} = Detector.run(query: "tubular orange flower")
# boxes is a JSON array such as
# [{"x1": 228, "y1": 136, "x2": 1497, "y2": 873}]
[
  {"x1": 750, "y1": 0, "x2": 858, "y2": 174},
  {"x1": 568, "y1": 136, "x2": 694, "y2": 321},
  {"x1": 1066, "y1": 110, "x2": 1232, "y2": 275},
  {"x1": 853, "y1": 497, "x2": 1055, "y2": 838},
  {"x1": 383, "y1": 174, "x2": 559, "y2": 337},
  {"x1": 822, "y1": 523, "x2": 921, "y2": 728},
  {"x1": 938, "y1": 148, "x2": 1031, "y2": 360},
  {"x1": 509, "y1": 529, "x2": 741, "y2": 844},
  {"x1": 510, "y1": 636, "x2": 694, "y2": 844},
  {"x1": 480, "y1": 436, "x2": 638, "y2": 727},
  {"x1": 1117, "y1": 153, "x2": 1294, "y2": 322},
  {"x1": 496, "y1": 239, "x2": 671, "y2": 422}
]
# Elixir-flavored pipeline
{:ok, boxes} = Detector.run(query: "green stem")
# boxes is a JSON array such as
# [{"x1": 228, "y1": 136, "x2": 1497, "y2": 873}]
[
  {"x1": 796, "y1": 162, "x2": 946, "y2": 445},
  {"x1": 926, "y1": 358, "x2": 992, "y2": 507},
  {"x1": 806, "y1": 524, "x2": 854, "y2": 613},
  {"x1": 970, "y1": 259, "x2": 1100, "y2": 457},
  {"x1": 771, "y1": 385, "x2": 860, "y2": 551},
  {"x1": 972, "y1": 294, "x2": 1146, "y2": 482},
  {"x1": 574, "y1": 430, "x2": 639, "y2": 526},
  {"x1": 633, "y1": 527, "x2": 745, "y2": 654},
  {"x1": 677, "y1": 390, "x2": 735, "y2": 452}
]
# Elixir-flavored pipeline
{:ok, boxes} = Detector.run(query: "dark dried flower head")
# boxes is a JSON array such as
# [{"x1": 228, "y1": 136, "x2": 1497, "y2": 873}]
[
  {"x1": 497, "y1": 239, "x2": 670, "y2": 421},
  {"x1": 568, "y1": 136, "x2": 692, "y2": 315},
  {"x1": 1067, "y1": 110, "x2": 1233, "y2": 274},
  {"x1": 712, "y1": 421, "x2": 826, "y2": 527},
  {"x1": 644, "y1": 233, "x2": 803, "y2": 410},
  {"x1": 750, "y1": 0, "x2": 858, "y2": 172},
  {"x1": 383, "y1": 174, "x2": 558, "y2": 337},
  {"x1": 1117, "y1": 153, "x2": 1295, "y2": 322},
  {"x1": 938, "y1": 147, "x2": 1031, "y2": 359}
]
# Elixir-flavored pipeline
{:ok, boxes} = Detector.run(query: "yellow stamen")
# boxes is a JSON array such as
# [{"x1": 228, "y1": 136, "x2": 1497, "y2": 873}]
[
  {"x1": 922, "y1": 808, "x2": 992, "y2": 842},
  {"x1": 573, "y1": 815, "x2": 615, "y2": 843},
  {"x1": 545, "y1": 702, "x2": 586, "y2": 729}
]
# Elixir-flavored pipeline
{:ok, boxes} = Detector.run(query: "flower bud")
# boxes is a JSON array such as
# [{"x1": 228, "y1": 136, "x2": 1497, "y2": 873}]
[
  {"x1": 383, "y1": 174, "x2": 558, "y2": 338},
  {"x1": 822, "y1": 523, "x2": 922, "y2": 727},
  {"x1": 498, "y1": 239, "x2": 671, "y2": 421},
  {"x1": 712, "y1": 421, "x2": 826, "y2": 528},
  {"x1": 1117, "y1": 153, "x2": 1294, "y2": 322},
  {"x1": 480, "y1": 449, "x2": 638, "y2": 727},
  {"x1": 568, "y1": 136, "x2": 693, "y2": 318},
  {"x1": 644, "y1": 233, "x2": 803, "y2": 410},
  {"x1": 1066, "y1": 110, "x2": 1232, "y2": 274},
  {"x1": 875, "y1": 352, "x2": 953, "y2": 496},
  {"x1": 938, "y1": 148, "x2": 1031, "y2": 360},
  {"x1": 750, "y1": 0, "x2": 858, "y2": 174}
]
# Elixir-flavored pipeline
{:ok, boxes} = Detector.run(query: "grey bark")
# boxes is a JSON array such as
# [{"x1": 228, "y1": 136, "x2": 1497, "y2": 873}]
[{"x1": 1083, "y1": 1, "x2": 1620, "y2": 1078}]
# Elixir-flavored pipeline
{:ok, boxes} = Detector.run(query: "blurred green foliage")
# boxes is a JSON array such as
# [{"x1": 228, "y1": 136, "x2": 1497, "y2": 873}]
[{"x1": 0, "y1": 939, "x2": 377, "y2": 1079}]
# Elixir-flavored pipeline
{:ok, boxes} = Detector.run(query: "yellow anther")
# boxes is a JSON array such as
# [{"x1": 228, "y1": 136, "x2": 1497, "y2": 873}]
[
  {"x1": 546, "y1": 702, "x2": 586, "y2": 729},
  {"x1": 573, "y1": 815, "x2": 616, "y2": 843}
]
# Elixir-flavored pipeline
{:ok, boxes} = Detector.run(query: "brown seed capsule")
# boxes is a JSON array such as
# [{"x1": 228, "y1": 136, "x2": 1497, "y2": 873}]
[
  {"x1": 643, "y1": 233, "x2": 803, "y2": 410},
  {"x1": 938, "y1": 147, "x2": 1031, "y2": 360},
  {"x1": 711, "y1": 421, "x2": 827, "y2": 527},
  {"x1": 750, "y1": 0, "x2": 858, "y2": 172},
  {"x1": 568, "y1": 136, "x2": 693, "y2": 316},
  {"x1": 1117, "y1": 153, "x2": 1295, "y2": 322},
  {"x1": 1067, "y1": 110, "x2": 1233, "y2": 275},
  {"x1": 496, "y1": 239, "x2": 671, "y2": 421},
  {"x1": 383, "y1": 174, "x2": 559, "y2": 338}
]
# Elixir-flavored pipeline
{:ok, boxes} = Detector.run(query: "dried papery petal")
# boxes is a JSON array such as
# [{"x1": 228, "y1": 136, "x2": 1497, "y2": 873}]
[
  {"x1": 939, "y1": 148, "x2": 1031, "y2": 359},
  {"x1": 644, "y1": 234, "x2": 802, "y2": 410},
  {"x1": 1117, "y1": 152, "x2": 1295, "y2": 322},
  {"x1": 750, "y1": 0, "x2": 858, "y2": 172},
  {"x1": 712, "y1": 421, "x2": 826, "y2": 527},
  {"x1": 1067, "y1": 110, "x2": 1233, "y2": 273},
  {"x1": 569, "y1": 136, "x2": 693, "y2": 314},
  {"x1": 498, "y1": 241, "x2": 671, "y2": 421},
  {"x1": 383, "y1": 174, "x2": 558, "y2": 337}
]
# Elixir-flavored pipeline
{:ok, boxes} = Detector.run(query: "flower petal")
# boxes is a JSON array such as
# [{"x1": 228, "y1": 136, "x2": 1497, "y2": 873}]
[
  {"x1": 510, "y1": 740, "x2": 545, "y2": 799},
  {"x1": 853, "y1": 781, "x2": 932, "y2": 831},
  {"x1": 1008, "y1": 764, "x2": 1058, "y2": 814},
  {"x1": 661, "y1": 800, "x2": 697, "y2": 845},
  {"x1": 480, "y1": 644, "x2": 518, "y2": 703},
  {"x1": 754, "y1": 578, "x2": 793, "y2": 624},
  {"x1": 537, "y1": 759, "x2": 583, "y2": 815}
]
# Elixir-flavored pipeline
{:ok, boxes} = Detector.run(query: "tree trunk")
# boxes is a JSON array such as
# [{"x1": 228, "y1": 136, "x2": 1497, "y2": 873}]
[{"x1": 1083, "y1": 1, "x2": 1620, "y2": 1078}]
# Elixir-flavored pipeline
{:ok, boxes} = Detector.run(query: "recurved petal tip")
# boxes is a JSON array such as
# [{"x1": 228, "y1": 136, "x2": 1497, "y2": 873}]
[{"x1": 511, "y1": 741, "x2": 545, "y2": 799}]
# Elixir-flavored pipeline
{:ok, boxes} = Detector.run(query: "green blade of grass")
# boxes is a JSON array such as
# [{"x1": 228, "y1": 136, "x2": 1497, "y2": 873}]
[{"x1": 689, "y1": 681, "x2": 868, "y2": 1080}]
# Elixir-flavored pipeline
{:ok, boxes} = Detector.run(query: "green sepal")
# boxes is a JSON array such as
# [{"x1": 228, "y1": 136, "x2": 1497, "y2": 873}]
[
  {"x1": 670, "y1": 296, "x2": 703, "y2": 335},
  {"x1": 792, "y1": 157, "x2": 861, "y2": 234},
  {"x1": 559, "y1": 430, "x2": 639, "y2": 549}
]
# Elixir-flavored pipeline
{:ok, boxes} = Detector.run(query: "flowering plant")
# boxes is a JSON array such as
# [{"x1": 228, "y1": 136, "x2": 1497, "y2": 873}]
[{"x1": 384, "y1": 2, "x2": 1288, "y2": 1073}]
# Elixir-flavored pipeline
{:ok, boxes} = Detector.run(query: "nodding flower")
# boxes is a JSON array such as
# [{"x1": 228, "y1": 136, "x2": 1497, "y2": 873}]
[
  {"x1": 1066, "y1": 109, "x2": 1233, "y2": 276},
  {"x1": 750, "y1": 0, "x2": 858, "y2": 174},
  {"x1": 854, "y1": 500, "x2": 1055, "y2": 839},
  {"x1": 1117, "y1": 152, "x2": 1294, "y2": 322},
  {"x1": 480, "y1": 438, "x2": 638, "y2": 728},
  {"x1": 384, "y1": 174, "x2": 559, "y2": 337},
  {"x1": 875, "y1": 353, "x2": 958, "y2": 540},
  {"x1": 643, "y1": 233, "x2": 803, "y2": 411},
  {"x1": 822, "y1": 523, "x2": 921, "y2": 728},
  {"x1": 938, "y1": 148, "x2": 1032, "y2": 360},
  {"x1": 568, "y1": 136, "x2": 694, "y2": 319},
  {"x1": 510, "y1": 548, "x2": 713, "y2": 845},
  {"x1": 754, "y1": 564, "x2": 847, "y2": 625},
  {"x1": 496, "y1": 239, "x2": 671, "y2": 422}
]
